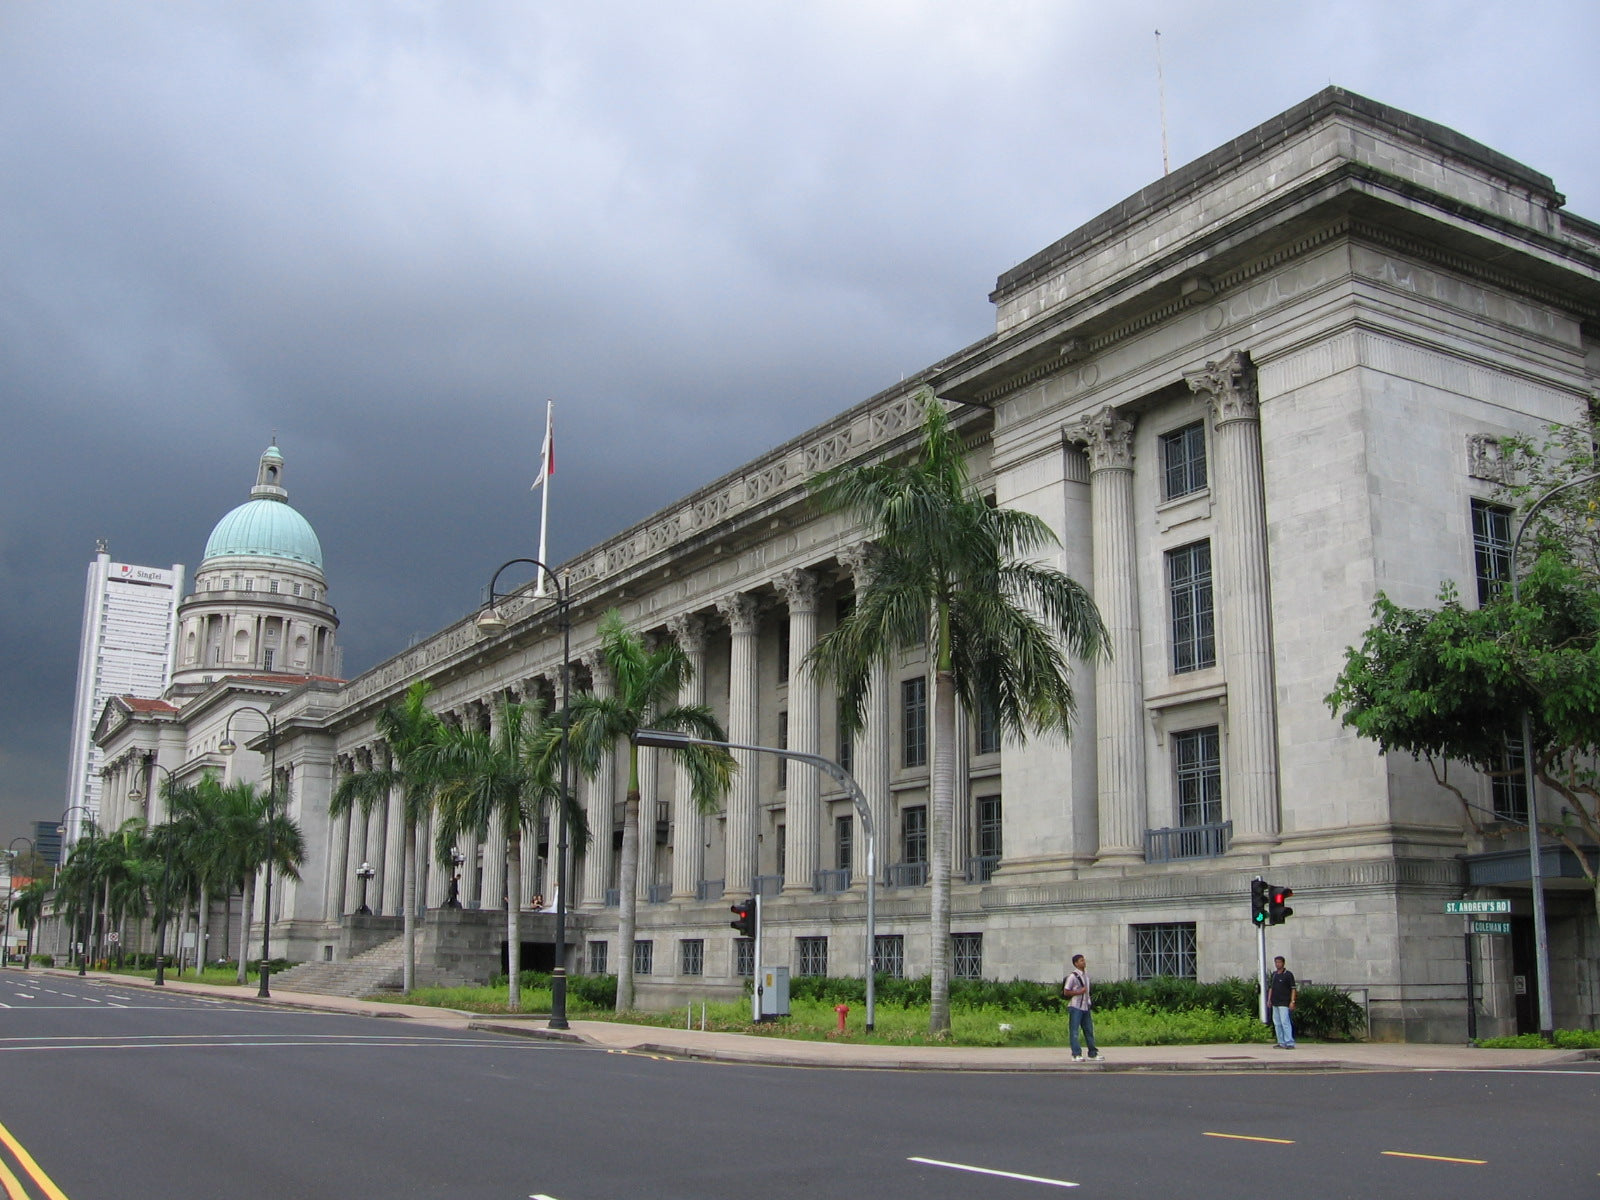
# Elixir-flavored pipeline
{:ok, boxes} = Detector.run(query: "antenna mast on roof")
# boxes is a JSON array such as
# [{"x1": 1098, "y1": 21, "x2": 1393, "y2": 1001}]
[{"x1": 1155, "y1": 30, "x2": 1170, "y2": 176}]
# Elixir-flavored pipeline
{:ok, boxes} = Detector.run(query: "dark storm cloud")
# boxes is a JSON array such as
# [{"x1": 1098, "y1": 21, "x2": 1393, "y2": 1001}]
[{"x1": 3, "y1": 1, "x2": 1597, "y2": 835}]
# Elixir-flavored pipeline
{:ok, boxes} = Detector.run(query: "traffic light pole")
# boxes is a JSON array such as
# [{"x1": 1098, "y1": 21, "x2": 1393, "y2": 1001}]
[
  {"x1": 752, "y1": 893, "x2": 763, "y2": 1023},
  {"x1": 1258, "y1": 914, "x2": 1269, "y2": 1024}
]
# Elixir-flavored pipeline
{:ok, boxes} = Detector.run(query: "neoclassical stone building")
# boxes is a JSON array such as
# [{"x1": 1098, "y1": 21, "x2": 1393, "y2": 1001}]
[{"x1": 98, "y1": 89, "x2": 1600, "y2": 1040}]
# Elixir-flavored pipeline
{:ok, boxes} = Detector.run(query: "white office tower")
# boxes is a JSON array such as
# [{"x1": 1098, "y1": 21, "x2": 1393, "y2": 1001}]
[{"x1": 64, "y1": 545, "x2": 184, "y2": 837}]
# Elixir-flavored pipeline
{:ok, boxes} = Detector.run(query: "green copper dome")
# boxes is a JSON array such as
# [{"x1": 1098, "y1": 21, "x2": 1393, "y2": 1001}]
[{"x1": 203, "y1": 499, "x2": 325, "y2": 569}]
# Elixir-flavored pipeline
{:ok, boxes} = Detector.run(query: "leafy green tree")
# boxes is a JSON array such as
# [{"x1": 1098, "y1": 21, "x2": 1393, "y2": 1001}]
[
  {"x1": 807, "y1": 390, "x2": 1107, "y2": 1035},
  {"x1": 332, "y1": 680, "x2": 446, "y2": 993},
  {"x1": 429, "y1": 698, "x2": 587, "y2": 1012},
  {"x1": 566, "y1": 611, "x2": 735, "y2": 1011},
  {"x1": 11, "y1": 879, "x2": 49, "y2": 964},
  {"x1": 1328, "y1": 556, "x2": 1600, "y2": 925}
]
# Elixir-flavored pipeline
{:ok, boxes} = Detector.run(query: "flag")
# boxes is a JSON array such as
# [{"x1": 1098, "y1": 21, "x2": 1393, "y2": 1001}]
[{"x1": 532, "y1": 402, "x2": 555, "y2": 490}]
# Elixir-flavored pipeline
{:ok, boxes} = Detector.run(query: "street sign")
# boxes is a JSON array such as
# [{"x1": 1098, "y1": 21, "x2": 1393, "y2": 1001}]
[
  {"x1": 1472, "y1": 920, "x2": 1512, "y2": 935},
  {"x1": 1445, "y1": 900, "x2": 1512, "y2": 914}
]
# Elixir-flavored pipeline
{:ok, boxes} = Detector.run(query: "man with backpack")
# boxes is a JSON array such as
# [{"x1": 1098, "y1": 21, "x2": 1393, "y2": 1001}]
[{"x1": 1062, "y1": 953, "x2": 1100, "y2": 1061}]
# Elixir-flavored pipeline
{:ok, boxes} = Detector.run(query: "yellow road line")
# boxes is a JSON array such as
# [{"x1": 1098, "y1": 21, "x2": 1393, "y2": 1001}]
[
  {"x1": 0, "y1": 1117, "x2": 70, "y2": 1200},
  {"x1": 1203, "y1": 1132, "x2": 1295, "y2": 1145},
  {"x1": 0, "y1": 1154, "x2": 33, "y2": 1200},
  {"x1": 1382, "y1": 1150, "x2": 1486, "y2": 1165}
]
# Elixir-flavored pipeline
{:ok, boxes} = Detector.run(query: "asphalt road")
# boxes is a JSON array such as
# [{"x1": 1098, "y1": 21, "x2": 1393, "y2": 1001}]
[{"x1": 1, "y1": 973, "x2": 1596, "y2": 1199}]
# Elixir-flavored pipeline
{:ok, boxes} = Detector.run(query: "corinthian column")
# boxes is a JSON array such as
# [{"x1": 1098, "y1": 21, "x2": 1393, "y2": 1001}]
[
  {"x1": 668, "y1": 614, "x2": 708, "y2": 899},
  {"x1": 840, "y1": 544, "x2": 891, "y2": 889},
  {"x1": 718, "y1": 592, "x2": 760, "y2": 895},
  {"x1": 1065, "y1": 406, "x2": 1146, "y2": 864},
  {"x1": 581, "y1": 654, "x2": 617, "y2": 907},
  {"x1": 778, "y1": 569, "x2": 821, "y2": 894},
  {"x1": 1186, "y1": 350, "x2": 1280, "y2": 848}
]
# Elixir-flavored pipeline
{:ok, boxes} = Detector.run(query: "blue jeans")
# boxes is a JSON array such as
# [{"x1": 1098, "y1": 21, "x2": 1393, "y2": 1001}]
[
  {"x1": 1069, "y1": 1006, "x2": 1097, "y2": 1057},
  {"x1": 1271, "y1": 1005, "x2": 1295, "y2": 1047}
]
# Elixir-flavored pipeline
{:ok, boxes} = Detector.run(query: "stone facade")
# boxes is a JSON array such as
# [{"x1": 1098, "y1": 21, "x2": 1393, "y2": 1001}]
[{"x1": 97, "y1": 88, "x2": 1600, "y2": 1040}]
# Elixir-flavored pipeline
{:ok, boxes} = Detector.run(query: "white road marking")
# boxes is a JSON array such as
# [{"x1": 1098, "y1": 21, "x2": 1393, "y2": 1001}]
[
  {"x1": 12, "y1": 994, "x2": 36, "y2": 1000},
  {"x1": 909, "y1": 1157, "x2": 1079, "y2": 1188}
]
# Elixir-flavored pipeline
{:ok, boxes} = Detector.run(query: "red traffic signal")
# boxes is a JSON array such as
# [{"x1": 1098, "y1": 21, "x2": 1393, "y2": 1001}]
[
  {"x1": 1268, "y1": 886, "x2": 1294, "y2": 925},
  {"x1": 729, "y1": 899, "x2": 756, "y2": 938}
]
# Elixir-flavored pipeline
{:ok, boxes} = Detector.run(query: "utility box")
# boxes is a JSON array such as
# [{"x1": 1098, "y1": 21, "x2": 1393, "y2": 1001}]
[{"x1": 757, "y1": 965, "x2": 790, "y2": 1019}]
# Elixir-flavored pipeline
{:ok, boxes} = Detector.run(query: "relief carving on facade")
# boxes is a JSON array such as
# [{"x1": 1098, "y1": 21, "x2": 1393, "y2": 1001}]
[{"x1": 1467, "y1": 433, "x2": 1510, "y2": 483}]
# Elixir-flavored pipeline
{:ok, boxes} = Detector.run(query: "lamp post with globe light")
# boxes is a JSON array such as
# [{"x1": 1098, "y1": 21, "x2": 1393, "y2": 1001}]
[
  {"x1": 475, "y1": 557, "x2": 571, "y2": 1029},
  {"x1": 2, "y1": 837, "x2": 36, "y2": 970},
  {"x1": 220, "y1": 705, "x2": 279, "y2": 998},
  {"x1": 127, "y1": 757, "x2": 179, "y2": 985}
]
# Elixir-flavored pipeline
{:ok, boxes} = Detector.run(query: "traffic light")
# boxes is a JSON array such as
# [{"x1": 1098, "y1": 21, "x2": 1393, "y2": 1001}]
[
  {"x1": 1251, "y1": 879, "x2": 1270, "y2": 926},
  {"x1": 729, "y1": 898, "x2": 756, "y2": 938},
  {"x1": 1268, "y1": 885, "x2": 1294, "y2": 925}
]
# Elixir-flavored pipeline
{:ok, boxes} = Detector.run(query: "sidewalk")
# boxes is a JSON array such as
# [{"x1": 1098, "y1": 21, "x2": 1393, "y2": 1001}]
[{"x1": 33, "y1": 968, "x2": 1594, "y2": 1074}]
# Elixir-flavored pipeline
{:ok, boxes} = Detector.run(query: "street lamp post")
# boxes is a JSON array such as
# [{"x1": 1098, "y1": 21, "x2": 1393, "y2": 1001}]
[
  {"x1": 58, "y1": 806, "x2": 96, "y2": 976},
  {"x1": 220, "y1": 704, "x2": 279, "y2": 999},
  {"x1": 633, "y1": 728, "x2": 879, "y2": 1031},
  {"x1": 476, "y1": 557, "x2": 571, "y2": 1029},
  {"x1": 2, "y1": 837, "x2": 36, "y2": 970},
  {"x1": 127, "y1": 757, "x2": 178, "y2": 986},
  {"x1": 445, "y1": 847, "x2": 465, "y2": 908},
  {"x1": 355, "y1": 862, "x2": 375, "y2": 915},
  {"x1": 1506, "y1": 469, "x2": 1600, "y2": 1041}
]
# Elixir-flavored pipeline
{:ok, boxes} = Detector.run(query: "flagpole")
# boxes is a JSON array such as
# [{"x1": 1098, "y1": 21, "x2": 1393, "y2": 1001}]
[{"x1": 535, "y1": 399, "x2": 552, "y2": 597}]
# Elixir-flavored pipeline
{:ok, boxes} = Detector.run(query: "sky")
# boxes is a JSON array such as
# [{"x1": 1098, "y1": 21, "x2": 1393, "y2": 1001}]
[{"x1": 3, "y1": 0, "x2": 1598, "y2": 842}]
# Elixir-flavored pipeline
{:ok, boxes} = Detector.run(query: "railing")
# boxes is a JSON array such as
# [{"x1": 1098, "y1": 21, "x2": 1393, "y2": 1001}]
[
  {"x1": 647, "y1": 884, "x2": 672, "y2": 904},
  {"x1": 753, "y1": 874, "x2": 784, "y2": 898},
  {"x1": 885, "y1": 861, "x2": 928, "y2": 888},
  {"x1": 696, "y1": 879, "x2": 725, "y2": 901},
  {"x1": 813, "y1": 868, "x2": 851, "y2": 894},
  {"x1": 1144, "y1": 820, "x2": 1233, "y2": 863},
  {"x1": 965, "y1": 855, "x2": 1001, "y2": 883}
]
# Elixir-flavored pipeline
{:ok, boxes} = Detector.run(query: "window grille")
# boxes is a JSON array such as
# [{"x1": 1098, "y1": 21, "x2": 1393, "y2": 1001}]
[
  {"x1": 902, "y1": 805, "x2": 927, "y2": 866},
  {"x1": 902, "y1": 677, "x2": 928, "y2": 768},
  {"x1": 977, "y1": 795, "x2": 1002, "y2": 860},
  {"x1": 873, "y1": 934, "x2": 904, "y2": 978},
  {"x1": 735, "y1": 937, "x2": 754, "y2": 977},
  {"x1": 836, "y1": 814, "x2": 853, "y2": 873},
  {"x1": 1472, "y1": 498, "x2": 1513, "y2": 604},
  {"x1": 1173, "y1": 727, "x2": 1222, "y2": 827},
  {"x1": 953, "y1": 933, "x2": 983, "y2": 980},
  {"x1": 776, "y1": 710, "x2": 788, "y2": 789},
  {"x1": 1492, "y1": 732, "x2": 1529, "y2": 824},
  {"x1": 1133, "y1": 922, "x2": 1197, "y2": 980},
  {"x1": 1160, "y1": 421, "x2": 1208, "y2": 500},
  {"x1": 680, "y1": 939, "x2": 703, "y2": 976},
  {"x1": 588, "y1": 941, "x2": 607, "y2": 976},
  {"x1": 1167, "y1": 541, "x2": 1215, "y2": 672},
  {"x1": 633, "y1": 940, "x2": 653, "y2": 976},
  {"x1": 797, "y1": 936, "x2": 828, "y2": 976},
  {"x1": 838, "y1": 698, "x2": 854, "y2": 774},
  {"x1": 976, "y1": 697, "x2": 1001, "y2": 755}
]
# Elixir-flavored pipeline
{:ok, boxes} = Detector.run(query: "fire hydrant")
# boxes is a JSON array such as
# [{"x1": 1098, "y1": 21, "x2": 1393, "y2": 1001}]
[{"x1": 835, "y1": 1003, "x2": 850, "y2": 1032}]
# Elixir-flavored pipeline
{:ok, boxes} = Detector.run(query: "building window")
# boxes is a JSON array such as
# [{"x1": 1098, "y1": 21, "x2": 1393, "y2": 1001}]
[
  {"x1": 735, "y1": 937, "x2": 754, "y2": 977},
  {"x1": 1173, "y1": 727, "x2": 1222, "y2": 827},
  {"x1": 903, "y1": 676, "x2": 928, "y2": 768},
  {"x1": 1492, "y1": 732, "x2": 1529, "y2": 824},
  {"x1": 633, "y1": 940, "x2": 653, "y2": 976},
  {"x1": 837, "y1": 698, "x2": 854, "y2": 774},
  {"x1": 269, "y1": 580, "x2": 280, "y2": 594},
  {"x1": 244, "y1": 578, "x2": 254, "y2": 592},
  {"x1": 262, "y1": 649, "x2": 275, "y2": 672},
  {"x1": 977, "y1": 795, "x2": 1002, "y2": 859},
  {"x1": 776, "y1": 710, "x2": 788, "y2": 789},
  {"x1": 1161, "y1": 421, "x2": 1208, "y2": 500},
  {"x1": 976, "y1": 696, "x2": 1001, "y2": 755},
  {"x1": 293, "y1": 582, "x2": 303, "y2": 596},
  {"x1": 836, "y1": 814, "x2": 853, "y2": 873},
  {"x1": 797, "y1": 936, "x2": 828, "y2": 977},
  {"x1": 777, "y1": 622, "x2": 790, "y2": 685},
  {"x1": 588, "y1": 941, "x2": 608, "y2": 975},
  {"x1": 1134, "y1": 922, "x2": 1197, "y2": 980},
  {"x1": 902, "y1": 805, "x2": 927, "y2": 866},
  {"x1": 873, "y1": 934, "x2": 904, "y2": 978},
  {"x1": 953, "y1": 933, "x2": 983, "y2": 980},
  {"x1": 1167, "y1": 540, "x2": 1215, "y2": 673},
  {"x1": 1472, "y1": 499, "x2": 1514, "y2": 605},
  {"x1": 680, "y1": 939, "x2": 703, "y2": 976}
]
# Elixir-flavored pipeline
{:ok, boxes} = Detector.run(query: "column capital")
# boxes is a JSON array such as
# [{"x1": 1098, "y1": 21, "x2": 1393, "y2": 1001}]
[
  {"x1": 1185, "y1": 350, "x2": 1258, "y2": 425},
  {"x1": 667, "y1": 611, "x2": 707, "y2": 654},
  {"x1": 717, "y1": 591, "x2": 760, "y2": 636},
  {"x1": 1064, "y1": 406, "x2": 1135, "y2": 471},
  {"x1": 776, "y1": 568, "x2": 819, "y2": 615},
  {"x1": 838, "y1": 542, "x2": 880, "y2": 590}
]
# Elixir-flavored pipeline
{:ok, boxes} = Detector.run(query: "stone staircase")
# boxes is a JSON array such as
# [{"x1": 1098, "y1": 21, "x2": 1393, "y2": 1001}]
[{"x1": 271, "y1": 934, "x2": 415, "y2": 998}]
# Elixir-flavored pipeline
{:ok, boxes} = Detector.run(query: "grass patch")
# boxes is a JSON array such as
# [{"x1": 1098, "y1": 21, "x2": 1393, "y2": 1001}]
[
  {"x1": 104, "y1": 965, "x2": 267, "y2": 987},
  {"x1": 1476, "y1": 1029, "x2": 1600, "y2": 1050}
]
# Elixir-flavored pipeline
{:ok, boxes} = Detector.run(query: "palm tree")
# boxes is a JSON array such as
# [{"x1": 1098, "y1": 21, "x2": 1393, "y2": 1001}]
[
  {"x1": 164, "y1": 775, "x2": 233, "y2": 975},
  {"x1": 224, "y1": 780, "x2": 305, "y2": 985},
  {"x1": 807, "y1": 389, "x2": 1107, "y2": 1034},
  {"x1": 12, "y1": 880, "x2": 49, "y2": 965},
  {"x1": 566, "y1": 611, "x2": 735, "y2": 1012},
  {"x1": 429, "y1": 698, "x2": 587, "y2": 1011},
  {"x1": 331, "y1": 679, "x2": 446, "y2": 993}
]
